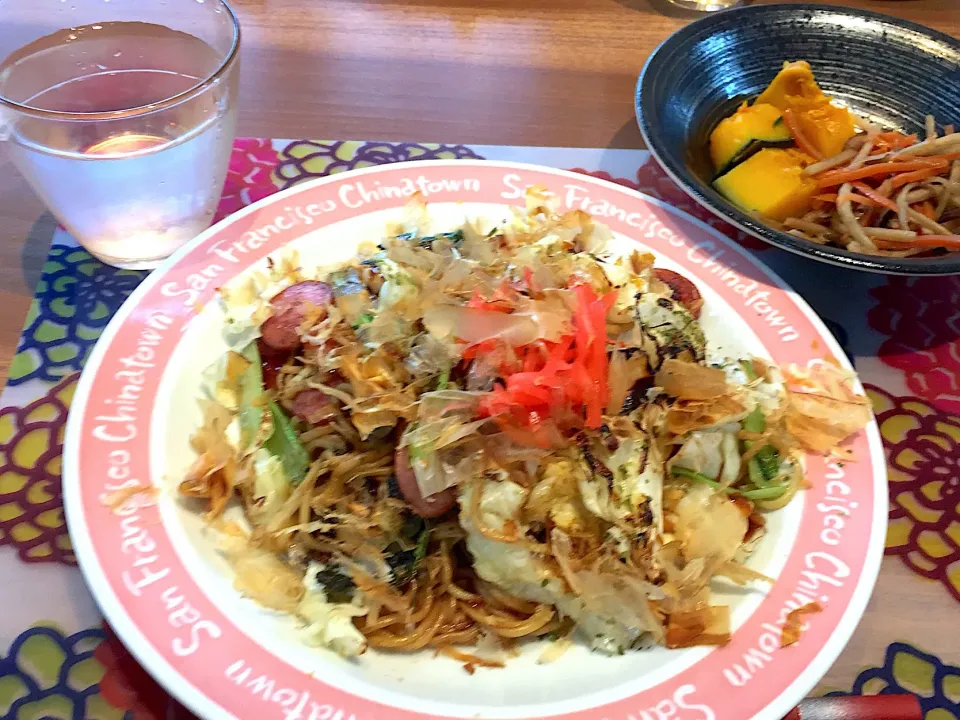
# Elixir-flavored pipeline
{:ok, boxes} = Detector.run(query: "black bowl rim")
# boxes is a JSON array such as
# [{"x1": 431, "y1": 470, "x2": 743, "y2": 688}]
[{"x1": 636, "y1": 2, "x2": 960, "y2": 276}]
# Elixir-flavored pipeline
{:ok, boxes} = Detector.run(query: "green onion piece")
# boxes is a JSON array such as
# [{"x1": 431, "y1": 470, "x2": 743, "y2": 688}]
[
  {"x1": 264, "y1": 401, "x2": 311, "y2": 485},
  {"x1": 755, "y1": 447, "x2": 781, "y2": 483},
  {"x1": 742, "y1": 406, "x2": 766, "y2": 433},
  {"x1": 673, "y1": 466, "x2": 788, "y2": 502},
  {"x1": 239, "y1": 341, "x2": 265, "y2": 449},
  {"x1": 352, "y1": 311, "x2": 374, "y2": 329},
  {"x1": 739, "y1": 359, "x2": 757, "y2": 381},
  {"x1": 742, "y1": 406, "x2": 780, "y2": 486},
  {"x1": 748, "y1": 457, "x2": 769, "y2": 488},
  {"x1": 740, "y1": 485, "x2": 788, "y2": 501},
  {"x1": 436, "y1": 368, "x2": 450, "y2": 391},
  {"x1": 671, "y1": 466, "x2": 734, "y2": 494},
  {"x1": 408, "y1": 440, "x2": 434, "y2": 463},
  {"x1": 413, "y1": 524, "x2": 431, "y2": 566}
]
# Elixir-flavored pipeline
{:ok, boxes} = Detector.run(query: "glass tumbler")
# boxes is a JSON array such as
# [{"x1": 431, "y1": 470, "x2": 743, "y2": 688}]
[
  {"x1": 664, "y1": 0, "x2": 745, "y2": 11},
  {"x1": 0, "y1": 0, "x2": 241, "y2": 269}
]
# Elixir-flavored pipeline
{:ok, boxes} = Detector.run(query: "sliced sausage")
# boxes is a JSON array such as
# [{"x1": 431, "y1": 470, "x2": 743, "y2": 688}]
[
  {"x1": 653, "y1": 268, "x2": 703, "y2": 318},
  {"x1": 260, "y1": 281, "x2": 333, "y2": 350},
  {"x1": 393, "y1": 446, "x2": 457, "y2": 518},
  {"x1": 291, "y1": 388, "x2": 338, "y2": 425},
  {"x1": 257, "y1": 338, "x2": 291, "y2": 391},
  {"x1": 272, "y1": 281, "x2": 334, "y2": 313}
]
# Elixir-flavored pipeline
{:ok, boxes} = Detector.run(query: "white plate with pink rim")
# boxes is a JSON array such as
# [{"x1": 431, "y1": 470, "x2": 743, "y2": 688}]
[{"x1": 63, "y1": 160, "x2": 887, "y2": 720}]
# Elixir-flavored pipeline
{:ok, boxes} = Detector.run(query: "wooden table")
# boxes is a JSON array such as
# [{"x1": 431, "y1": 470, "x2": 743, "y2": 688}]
[{"x1": 0, "y1": 0, "x2": 956, "y2": 385}]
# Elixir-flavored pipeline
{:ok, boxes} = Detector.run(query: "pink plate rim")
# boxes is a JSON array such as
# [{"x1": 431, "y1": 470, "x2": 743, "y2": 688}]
[{"x1": 63, "y1": 159, "x2": 887, "y2": 720}]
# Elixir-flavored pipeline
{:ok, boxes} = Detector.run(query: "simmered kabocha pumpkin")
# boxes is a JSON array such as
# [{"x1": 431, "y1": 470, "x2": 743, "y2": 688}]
[
  {"x1": 710, "y1": 61, "x2": 857, "y2": 219},
  {"x1": 755, "y1": 60, "x2": 856, "y2": 159},
  {"x1": 709, "y1": 102, "x2": 793, "y2": 173},
  {"x1": 712, "y1": 148, "x2": 817, "y2": 222},
  {"x1": 789, "y1": 100, "x2": 857, "y2": 159},
  {"x1": 755, "y1": 60, "x2": 825, "y2": 109}
]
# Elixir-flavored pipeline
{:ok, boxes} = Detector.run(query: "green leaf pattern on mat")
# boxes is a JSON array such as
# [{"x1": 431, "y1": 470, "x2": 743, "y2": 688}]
[
  {"x1": 8, "y1": 245, "x2": 144, "y2": 386},
  {"x1": 0, "y1": 625, "x2": 124, "y2": 720},
  {"x1": 825, "y1": 641, "x2": 960, "y2": 719}
]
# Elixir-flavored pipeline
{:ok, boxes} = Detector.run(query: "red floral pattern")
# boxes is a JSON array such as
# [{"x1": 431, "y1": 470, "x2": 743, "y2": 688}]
[
  {"x1": 868, "y1": 276, "x2": 960, "y2": 414},
  {"x1": 213, "y1": 138, "x2": 282, "y2": 223},
  {"x1": 570, "y1": 161, "x2": 770, "y2": 251},
  {"x1": 868, "y1": 384, "x2": 960, "y2": 602}
]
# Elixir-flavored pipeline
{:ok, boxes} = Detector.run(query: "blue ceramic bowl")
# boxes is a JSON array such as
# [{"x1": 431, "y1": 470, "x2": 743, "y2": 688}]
[{"x1": 636, "y1": 4, "x2": 960, "y2": 275}]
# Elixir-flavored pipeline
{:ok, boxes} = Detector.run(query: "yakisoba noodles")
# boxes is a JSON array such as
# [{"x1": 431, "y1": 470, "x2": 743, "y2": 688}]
[{"x1": 180, "y1": 187, "x2": 871, "y2": 663}]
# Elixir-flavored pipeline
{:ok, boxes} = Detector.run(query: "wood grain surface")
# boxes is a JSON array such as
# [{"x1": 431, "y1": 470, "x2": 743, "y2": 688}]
[{"x1": 0, "y1": 0, "x2": 956, "y2": 384}]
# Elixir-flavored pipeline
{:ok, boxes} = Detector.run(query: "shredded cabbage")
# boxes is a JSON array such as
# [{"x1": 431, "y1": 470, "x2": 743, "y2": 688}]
[
  {"x1": 248, "y1": 449, "x2": 290, "y2": 521},
  {"x1": 670, "y1": 429, "x2": 741, "y2": 488},
  {"x1": 299, "y1": 567, "x2": 368, "y2": 657},
  {"x1": 674, "y1": 485, "x2": 747, "y2": 567}
]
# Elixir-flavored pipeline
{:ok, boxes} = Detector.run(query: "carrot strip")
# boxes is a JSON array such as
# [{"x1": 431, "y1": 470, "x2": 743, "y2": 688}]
[
  {"x1": 782, "y1": 109, "x2": 823, "y2": 160},
  {"x1": 915, "y1": 201, "x2": 936, "y2": 220},
  {"x1": 813, "y1": 193, "x2": 838, "y2": 204},
  {"x1": 876, "y1": 235, "x2": 960, "y2": 250},
  {"x1": 851, "y1": 182, "x2": 899, "y2": 212},
  {"x1": 937, "y1": 151, "x2": 960, "y2": 162},
  {"x1": 890, "y1": 166, "x2": 948, "y2": 190},
  {"x1": 874, "y1": 132, "x2": 918, "y2": 152},
  {"x1": 816, "y1": 159, "x2": 949, "y2": 188}
]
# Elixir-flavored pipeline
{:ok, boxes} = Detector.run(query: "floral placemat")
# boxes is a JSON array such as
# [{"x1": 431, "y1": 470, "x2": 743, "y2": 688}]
[{"x1": 0, "y1": 139, "x2": 957, "y2": 720}]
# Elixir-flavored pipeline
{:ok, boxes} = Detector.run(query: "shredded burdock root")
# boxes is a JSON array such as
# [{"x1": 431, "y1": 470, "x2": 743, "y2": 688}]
[
  {"x1": 178, "y1": 188, "x2": 872, "y2": 663},
  {"x1": 784, "y1": 124, "x2": 960, "y2": 256}
]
